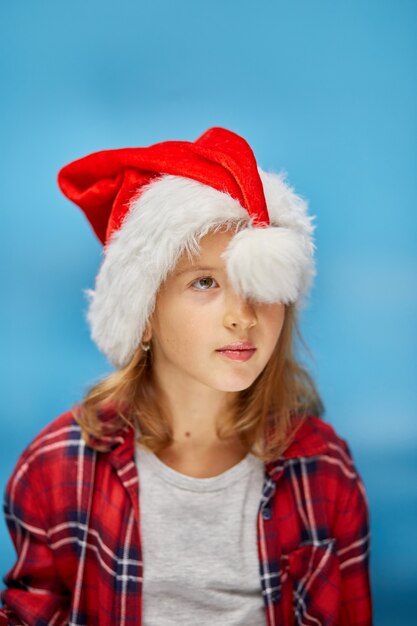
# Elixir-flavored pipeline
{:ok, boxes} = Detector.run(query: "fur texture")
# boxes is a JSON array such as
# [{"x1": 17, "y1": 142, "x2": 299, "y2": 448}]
[
  {"x1": 222, "y1": 225, "x2": 313, "y2": 304},
  {"x1": 87, "y1": 170, "x2": 315, "y2": 367}
]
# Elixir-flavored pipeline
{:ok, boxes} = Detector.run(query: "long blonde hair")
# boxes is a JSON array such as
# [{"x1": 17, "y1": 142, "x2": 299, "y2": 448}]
[{"x1": 74, "y1": 302, "x2": 323, "y2": 463}]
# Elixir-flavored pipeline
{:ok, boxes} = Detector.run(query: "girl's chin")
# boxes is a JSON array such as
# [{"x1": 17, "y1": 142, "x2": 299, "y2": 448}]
[{"x1": 211, "y1": 375, "x2": 259, "y2": 393}]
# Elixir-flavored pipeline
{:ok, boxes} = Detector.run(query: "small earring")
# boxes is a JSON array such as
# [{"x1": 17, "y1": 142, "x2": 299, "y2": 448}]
[{"x1": 140, "y1": 341, "x2": 151, "y2": 352}]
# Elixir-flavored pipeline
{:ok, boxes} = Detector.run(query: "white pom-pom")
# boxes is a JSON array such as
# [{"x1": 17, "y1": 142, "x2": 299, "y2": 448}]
[{"x1": 222, "y1": 226, "x2": 315, "y2": 305}]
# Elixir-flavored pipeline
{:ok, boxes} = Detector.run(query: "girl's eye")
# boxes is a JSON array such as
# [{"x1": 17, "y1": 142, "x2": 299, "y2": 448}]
[{"x1": 191, "y1": 276, "x2": 219, "y2": 290}]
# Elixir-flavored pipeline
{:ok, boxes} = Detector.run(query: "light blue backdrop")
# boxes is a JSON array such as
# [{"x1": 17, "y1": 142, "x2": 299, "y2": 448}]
[{"x1": 1, "y1": 1, "x2": 416, "y2": 624}]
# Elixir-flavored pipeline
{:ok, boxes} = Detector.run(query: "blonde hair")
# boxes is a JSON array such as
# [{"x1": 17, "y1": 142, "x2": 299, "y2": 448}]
[{"x1": 74, "y1": 303, "x2": 323, "y2": 463}]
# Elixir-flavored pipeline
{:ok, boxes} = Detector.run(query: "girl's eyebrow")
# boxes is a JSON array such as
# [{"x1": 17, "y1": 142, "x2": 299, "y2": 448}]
[{"x1": 174, "y1": 265, "x2": 219, "y2": 276}]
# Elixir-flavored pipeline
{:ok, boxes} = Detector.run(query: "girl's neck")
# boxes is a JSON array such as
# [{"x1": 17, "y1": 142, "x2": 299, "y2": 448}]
[
  {"x1": 163, "y1": 394, "x2": 239, "y2": 449},
  {"x1": 154, "y1": 371, "x2": 240, "y2": 450},
  {"x1": 148, "y1": 362, "x2": 249, "y2": 478},
  {"x1": 155, "y1": 390, "x2": 248, "y2": 478}
]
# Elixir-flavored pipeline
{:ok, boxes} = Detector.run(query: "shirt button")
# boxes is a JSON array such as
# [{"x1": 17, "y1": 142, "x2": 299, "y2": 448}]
[{"x1": 262, "y1": 507, "x2": 272, "y2": 520}]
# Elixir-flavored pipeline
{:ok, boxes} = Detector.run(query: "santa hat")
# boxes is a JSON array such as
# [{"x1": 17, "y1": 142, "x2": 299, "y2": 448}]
[{"x1": 58, "y1": 127, "x2": 315, "y2": 368}]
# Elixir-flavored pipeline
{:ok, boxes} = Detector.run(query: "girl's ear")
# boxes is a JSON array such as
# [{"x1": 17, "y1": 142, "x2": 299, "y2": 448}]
[{"x1": 142, "y1": 321, "x2": 153, "y2": 343}]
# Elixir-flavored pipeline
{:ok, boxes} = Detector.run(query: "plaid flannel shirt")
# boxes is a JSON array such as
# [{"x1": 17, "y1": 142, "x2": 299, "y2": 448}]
[{"x1": 1, "y1": 410, "x2": 373, "y2": 625}]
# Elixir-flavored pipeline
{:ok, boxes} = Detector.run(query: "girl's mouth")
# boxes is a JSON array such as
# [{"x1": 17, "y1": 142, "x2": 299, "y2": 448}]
[{"x1": 216, "y1": 340, "x2": 256, "y2": 362}]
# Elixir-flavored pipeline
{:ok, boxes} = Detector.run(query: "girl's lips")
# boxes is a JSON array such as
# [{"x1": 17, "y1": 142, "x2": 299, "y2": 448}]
[
  {"x1": 216, "y1": 348, "x2": 257, "y2": 362},
  {"x1": 216, "y1": 340, "x2": 257, "y2": 362}
]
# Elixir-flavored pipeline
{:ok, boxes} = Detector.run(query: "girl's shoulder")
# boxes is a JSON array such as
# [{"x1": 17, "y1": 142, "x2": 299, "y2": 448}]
[
  {"x1": 13, "y1": 403, "x2": 128, "y2": 467},
  {"x1": 276, "y1": 415, "x2": 369, "y2": 529},
  {"x1": 3, "y1": 411, "x2": 89, "y2": 531},
  {"x1": 15, "y1": 409, "x2": 83, "y2": 464},
  {"x1": 283, "y1": 415, "x2": 351, "y2": 459},
  {"x1": 269, "y1": 416, "x2": 364, "y2": 492},
  {"x1": 5, "y1": 411, "x2": 85, "y2": 496},
  {"x1": 7, "y1": 406, "x2": 131, "y2": 491},
  {"x1": 282, "y1": 416, "x2": 368, "y2": 516}
]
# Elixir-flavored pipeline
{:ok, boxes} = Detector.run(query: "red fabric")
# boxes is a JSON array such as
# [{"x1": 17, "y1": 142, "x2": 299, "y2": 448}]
[
  {"x1": 57, "y1": 127, "x2": 270, "y2": 245},
  {"x1": 0, "y1": 411, "x2": 373, "y2": 625}
]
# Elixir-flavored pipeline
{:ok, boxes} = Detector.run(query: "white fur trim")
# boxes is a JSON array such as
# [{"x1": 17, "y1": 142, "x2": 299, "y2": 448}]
[
  {"x1": 222, "y1": 225, "x2": 315, "y2": 304},
  {"x1": 87, "y1": 170, "x2": 315, "y2": 367},
  {"x1": 260, "y1": 168, "x2": 316, "y2": 237}
]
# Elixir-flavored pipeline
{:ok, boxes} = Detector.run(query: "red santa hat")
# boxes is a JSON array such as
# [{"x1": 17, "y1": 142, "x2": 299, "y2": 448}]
[{"x1": 58, "y1": 127, "x2": 315, "y2": 368}]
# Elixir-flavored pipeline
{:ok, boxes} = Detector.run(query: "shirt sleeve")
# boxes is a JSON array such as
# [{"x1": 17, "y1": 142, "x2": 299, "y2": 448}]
[
  {"x1": 0, "y1": 451, "x2": 71, "y2": 625},
  {"x1": 332, "y1": 438, "x2": 373, "y2": 626}
]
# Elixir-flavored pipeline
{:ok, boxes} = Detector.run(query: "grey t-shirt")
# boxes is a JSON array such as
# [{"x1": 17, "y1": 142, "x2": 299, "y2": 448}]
[{"x1": 134, "y1": 441, "x2": 267, "y2": 626}]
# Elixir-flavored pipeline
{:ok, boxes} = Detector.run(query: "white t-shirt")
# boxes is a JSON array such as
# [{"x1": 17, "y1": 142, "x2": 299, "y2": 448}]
[{"x1": 135, "y1": 440, "x2": 267, "y2": 626}]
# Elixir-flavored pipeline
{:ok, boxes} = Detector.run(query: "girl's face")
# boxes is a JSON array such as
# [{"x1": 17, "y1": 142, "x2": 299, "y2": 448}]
[{"x1": 144, "y1": 229, "x2": 286, "y2": 394}]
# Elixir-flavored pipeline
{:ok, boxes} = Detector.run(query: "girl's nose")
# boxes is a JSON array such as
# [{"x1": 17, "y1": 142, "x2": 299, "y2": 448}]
[{"x1": 223, "y1": 290, "x2": 257, "y2": 330}]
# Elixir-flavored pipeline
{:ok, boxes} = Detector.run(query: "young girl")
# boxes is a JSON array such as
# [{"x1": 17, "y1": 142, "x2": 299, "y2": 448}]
[{"x1": 0, "y1": 127, "x2": 373, "y2": 625}]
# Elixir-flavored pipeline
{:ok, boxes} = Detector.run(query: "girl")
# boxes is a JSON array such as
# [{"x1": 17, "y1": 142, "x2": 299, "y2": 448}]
[{"x1": 0, "y1": 127, "x2": 373, "y2": 625}]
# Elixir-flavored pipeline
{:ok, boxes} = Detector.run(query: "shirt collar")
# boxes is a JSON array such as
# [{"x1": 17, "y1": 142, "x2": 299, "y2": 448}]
[{"x1": 264, "y1": 415, "x2": 329, "y2": 479}]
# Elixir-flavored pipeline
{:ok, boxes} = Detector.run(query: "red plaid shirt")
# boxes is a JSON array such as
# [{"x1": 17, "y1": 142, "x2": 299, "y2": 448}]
[{"x1": 1, "y1": 410, "x2": 373, "y2": 625}]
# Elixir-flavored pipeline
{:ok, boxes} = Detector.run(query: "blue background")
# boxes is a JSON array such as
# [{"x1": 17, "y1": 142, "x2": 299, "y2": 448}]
[{"x1": 1, "y1": 1, "x2": 416, "y2": 624}]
